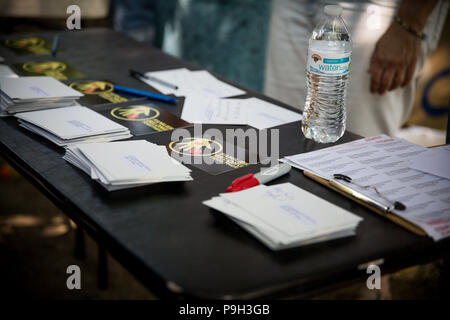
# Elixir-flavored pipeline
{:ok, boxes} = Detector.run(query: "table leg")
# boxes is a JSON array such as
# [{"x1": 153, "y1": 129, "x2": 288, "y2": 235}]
[
  {"x1": 98, "y1": 245, "x2": 108, "y2": 290},
  {"x1": 74, "y1": 227, "x2": 86, "y2": 260}
]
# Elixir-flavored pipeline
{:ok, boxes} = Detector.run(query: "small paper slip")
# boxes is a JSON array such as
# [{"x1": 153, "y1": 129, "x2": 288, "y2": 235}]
[
  {"x1": 0, "y1": 76, "x2": 83, "y2": 114},
  {"x1": 203, "y1": 183, "x2": 363, "y2": 250},
  {"x1": 15, "y1": 106, "x2": 132, "y2": 146},
  {"x1": 181, "y1": 96, "x2": 302, "y2": 128},
  {"x1": 245, "y1": 98, "x2": 303, "y2": 130},
  {"x1": 408, "y1": 145, "x2": 450, "y2": 180},
  {"x1": 144, "y1": 68, "x2": 245, "y2": 99},
  {"x1": 280, "y1": 135, "x2": 450, "y2": 241},
  {"x1": 181, "y1": 95, "x2": 248, "y2": 125},
  {"x1": 188, "y1": 70, "x2": 246, "y2": 98},
  {"x1": 144, "y1": 68, "x2": 191, "y2": 96},
  {"x1": 63, "y1": 140, "x2": 192, "y2": 191}
]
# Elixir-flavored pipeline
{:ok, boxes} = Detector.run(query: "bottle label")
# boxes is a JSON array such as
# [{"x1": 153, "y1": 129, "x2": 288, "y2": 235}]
[{"x1": 307, "y1": 50, "x2": 351, "y2": 76}]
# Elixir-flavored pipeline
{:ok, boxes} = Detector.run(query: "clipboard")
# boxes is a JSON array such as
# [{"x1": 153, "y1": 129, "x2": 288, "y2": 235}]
[{"x1": 303, "y1": 170, "x2": 427, "y2": 237}]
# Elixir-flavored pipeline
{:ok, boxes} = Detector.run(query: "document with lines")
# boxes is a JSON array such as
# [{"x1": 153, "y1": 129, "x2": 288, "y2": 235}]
[{"x1": 281, "y1": 135, "x2": 450, "y2": 241}]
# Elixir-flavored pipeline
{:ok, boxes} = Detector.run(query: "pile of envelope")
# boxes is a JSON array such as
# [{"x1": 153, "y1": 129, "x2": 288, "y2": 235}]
[
  {"x1": 15, "y1": 106, "x2": 132, "y2": 146},
  {"x1": 1, "y1": 76, "x2": 83, "y2": 114},
  {"x1": 64, "y1": 140, "x2": 192, "y2": 191},
  {"x1": 203, "y1": 183, "x2": 363, "y2": 250}
]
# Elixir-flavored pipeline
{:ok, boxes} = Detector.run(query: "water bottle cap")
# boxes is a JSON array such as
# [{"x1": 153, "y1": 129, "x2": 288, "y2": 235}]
[{"x1": 324, "y1": 5, "x2": 342, "y2": 16}]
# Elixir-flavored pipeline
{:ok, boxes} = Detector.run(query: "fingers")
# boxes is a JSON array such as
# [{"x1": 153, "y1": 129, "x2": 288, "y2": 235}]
[
  {"x1": 368, "y1": 42, "x2": 418, "y2": 94},
  {"x1": 379, "y1": 68, "x2": 395, "y2": 94},
  {"x1": 370, "y1": 67, "x2": 405, "y2": 94},
  {"x1": 402, "y1": 64, "x2": 415, "y2": 87},
  {"x1": 390, "y1": 68, "x2": 406, "y2": 91},
  {"x1": 369, "y1": 65, "x2": 383, "y2": 94}
]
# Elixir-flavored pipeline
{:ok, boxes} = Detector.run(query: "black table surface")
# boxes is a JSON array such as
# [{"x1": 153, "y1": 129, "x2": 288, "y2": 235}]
[{"x1": 1, "y1": 29, "x2": 448, "y2": 299}]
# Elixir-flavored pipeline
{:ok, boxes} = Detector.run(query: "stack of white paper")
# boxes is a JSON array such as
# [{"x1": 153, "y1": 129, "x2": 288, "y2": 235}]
[
  {"x1": 203, "y1": 183, "x2": 363, "y2": 250},
  {"x1": 281, "y1": 135, "x2": 450, "y2": 241},
  {"x1": 0, "y1": 76, "x2": 83, "y2": 114},
  {"x1": 63, "y1": 140, "x2": 192, "y2": 191},
  {"x1": 181, "y1": 96, "x2": 302, "y2": 129},
  {"x1": 15, "y1": 106, "x2": 132, "y2": 146}
]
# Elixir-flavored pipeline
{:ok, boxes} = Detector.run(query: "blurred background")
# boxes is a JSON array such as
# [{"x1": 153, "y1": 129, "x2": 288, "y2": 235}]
[{"x1": 0, "y1": 0, "x2": 448, "y2": 299}]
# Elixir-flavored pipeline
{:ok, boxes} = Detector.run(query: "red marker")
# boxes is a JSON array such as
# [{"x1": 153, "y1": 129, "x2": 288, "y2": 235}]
[{"x1": 226, "y1": 163, "x2": 292, "y2": 192}]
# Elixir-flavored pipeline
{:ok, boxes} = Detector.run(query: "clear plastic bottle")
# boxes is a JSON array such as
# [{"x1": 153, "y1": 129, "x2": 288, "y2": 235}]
[{"x1": 302, "y1": 5, "x2": 352, "y2": 143}]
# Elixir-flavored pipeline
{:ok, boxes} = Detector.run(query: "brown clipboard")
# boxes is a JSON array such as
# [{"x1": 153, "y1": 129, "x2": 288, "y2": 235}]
[{"x1": 303, "y1": 170, "x2": 427, "y2": 236}]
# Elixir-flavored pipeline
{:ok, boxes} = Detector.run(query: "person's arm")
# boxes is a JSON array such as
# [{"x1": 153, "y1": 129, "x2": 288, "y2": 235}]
[{"x1": 368, "y1": 0, "x2": 439, "y2": 95}]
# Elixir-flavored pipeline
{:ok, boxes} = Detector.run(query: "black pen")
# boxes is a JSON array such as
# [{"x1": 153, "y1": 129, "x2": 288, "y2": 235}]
[{"x1": 129, "y1": 69, "x2": 178, "y2": 90}]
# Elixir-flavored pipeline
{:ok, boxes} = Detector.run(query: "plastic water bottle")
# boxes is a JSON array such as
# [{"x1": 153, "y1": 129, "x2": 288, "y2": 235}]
[{"x1": 302, "y1": 5, "x2": 352, "y2": 143}]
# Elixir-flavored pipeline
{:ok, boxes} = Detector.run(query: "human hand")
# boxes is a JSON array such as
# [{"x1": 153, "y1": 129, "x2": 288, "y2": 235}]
[{"x1": 368, "y1": 22, "x2": 421, "y2": 95}]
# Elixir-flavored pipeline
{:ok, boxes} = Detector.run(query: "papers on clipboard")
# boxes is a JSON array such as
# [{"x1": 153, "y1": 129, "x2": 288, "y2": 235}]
[
  {"x1": 281, "y1": 135, "x2": 450, "y2": 241},
  {"x1": 203, "y1": 183, "x2": 363, "y2": 250}
]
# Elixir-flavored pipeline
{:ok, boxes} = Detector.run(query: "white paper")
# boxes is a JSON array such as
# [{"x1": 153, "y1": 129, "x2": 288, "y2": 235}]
[
  {"x1": 0, "y1": 76, "x2": 82, "y2": 101},
  {"x1": 203, "y1": 183, "x2": 362, "y2": 249},
  {"x1": 144, "y1": 68, "x2": 301, "y2": 128},
  {"x1": 245, "y1": 98, "x2": 302, "y2": 129},
  {"x1": 19, "y1": 120, "x2": 131, "y2": 146},
  {"x1": 188, "y1": 70, "x2": 245, "y2": 98},
  {"x1": 181, "y1": 96, "x2": 302, "y2": 128},
  {"x1": 221, "y1": 183, "x2": 361, "y2": 237},
  {"x1": 15, "y1": 106, "x2": 129, "y2": 140},
  {"x1": 409, "y1": 145, "x2": 450, "y2": 180},
  {"x1": 144, "y1": 68, "x2": 245, "y2": 99},
  {"x1": 181, "y1": 95, "x2": 248, "y2": 124},
  {"x1": 64, "y1": 140, "x2": 192, "y2": 191},
  {"x1": 144, "y1": 68, "x2": 192, "y2": 96}
]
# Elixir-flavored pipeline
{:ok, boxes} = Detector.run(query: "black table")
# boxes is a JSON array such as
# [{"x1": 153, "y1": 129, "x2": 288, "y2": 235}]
[{"x1": 1, "y1": 29, "x2": 448, "y2": 299}]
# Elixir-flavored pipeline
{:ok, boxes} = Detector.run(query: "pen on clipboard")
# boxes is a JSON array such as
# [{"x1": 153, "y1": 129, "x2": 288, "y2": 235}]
[
  {"x1": 51, "y1": 35, "x2": 59, "y2": 57},
  {"x1": 304, "y1": 171, "x2": 406, "y2": 214},
  {"x1": 332, "y1": 173, "x2": 406, "y2": 212},
  {"x1": 329, "y1": 178, "x2": 393, "y2": 213},
  {"x1": 303, "y1": 170, "x2": 425, "y2": 236},
  {"x1": 129, "y1": 69, "x2": 178, "y2": 90}
]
